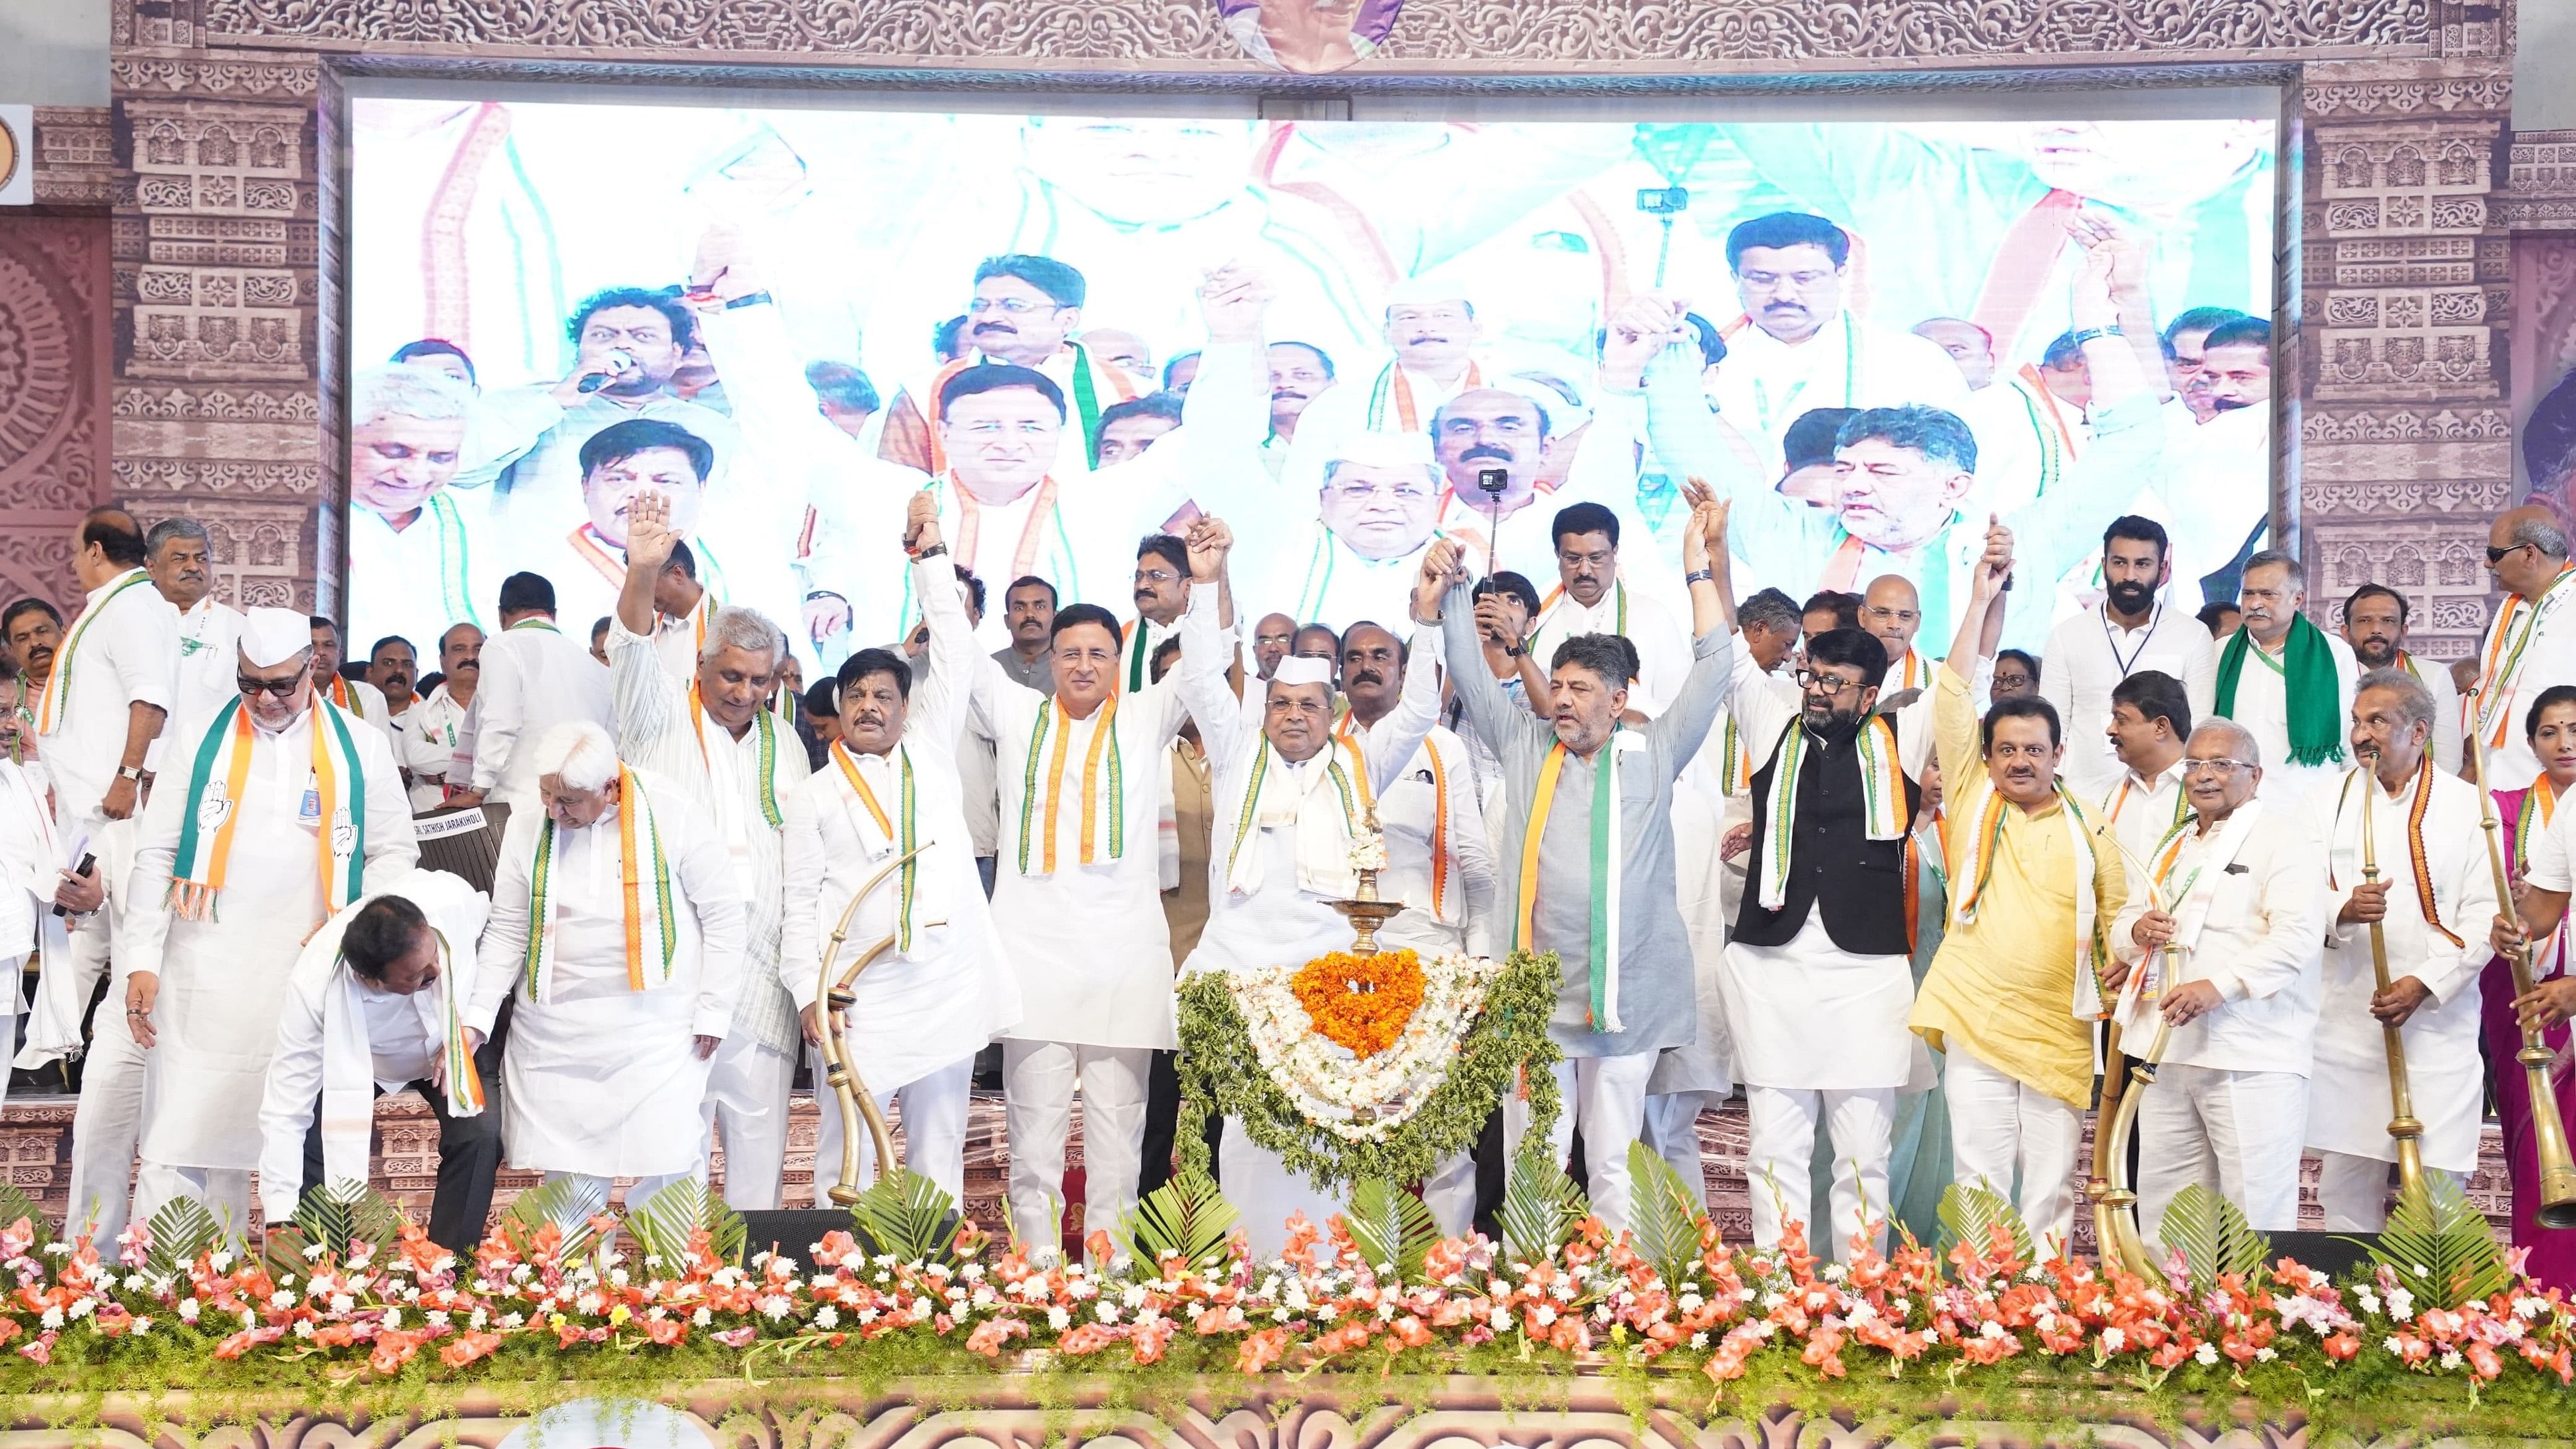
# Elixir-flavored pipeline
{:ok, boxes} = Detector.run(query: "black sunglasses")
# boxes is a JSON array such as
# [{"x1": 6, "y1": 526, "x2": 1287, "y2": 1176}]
[
  {"x1": 2489, "y1": 542, "x2": 2534, "y2": 565},
  {"x1": 236, "y1": 674, "x2": 303, "y2": 698}
]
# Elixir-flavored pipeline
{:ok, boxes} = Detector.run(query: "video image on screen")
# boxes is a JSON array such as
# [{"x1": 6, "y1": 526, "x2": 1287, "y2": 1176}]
[{"x1": 347, "y1": 103, "x2": 2276, "y2": 674}]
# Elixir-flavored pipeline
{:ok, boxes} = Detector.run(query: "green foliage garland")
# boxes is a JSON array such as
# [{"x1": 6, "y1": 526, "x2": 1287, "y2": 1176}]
[{"x1": 1174, "y1": 948, "x2": 1563, "y2": 1189}]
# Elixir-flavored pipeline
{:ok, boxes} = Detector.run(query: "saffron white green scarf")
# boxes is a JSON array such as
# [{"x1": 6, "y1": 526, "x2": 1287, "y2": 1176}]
[
  {"x1": 168, "y1": 696, "x2": 370, "y2": 921},
  {"x1": 1755, "y1": 713, "x2": 1905, "y2": 913},
  {"x1": 523, "y1": 765, "x2": 677, "y2": 1002}
]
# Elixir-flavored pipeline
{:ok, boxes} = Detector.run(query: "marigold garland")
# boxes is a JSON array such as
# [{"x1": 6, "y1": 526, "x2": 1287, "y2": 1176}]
[
  {"x1": 1177, "y1": 948, "x2": 1563, "y2": 1190},
  {"x1": 1289, "y1": 949, "x2": 1425, "y2": 1059}
]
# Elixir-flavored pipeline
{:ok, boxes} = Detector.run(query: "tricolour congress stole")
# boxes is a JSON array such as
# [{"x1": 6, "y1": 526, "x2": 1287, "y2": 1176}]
[
  {"x1": 689, "y1": 680, "x2": 783, "y2": 828},
  {"x1": 35, "y1": 570, "x2": 154, "y2": 735},
  {"x1": 1755, "y1": 713, "x2": 1904, "y2": 912},
  {"x1": 1944, "y1": 778, "x2": 2110, "y2": 1018},
  {"x1": 1017, "y1": 695, "x2": 1125, "y2": 874},
  {"x1": 431, "y1": 927, "x2": 484, "y2": 1114},
  {"x1": 2330, "y1": 757, "x2": 2462, "y2": 949},
  {"x1": 168, "y1": 696, "x2": 369, "y2": 921},
  {"x1": 1517, "y1": 729, "x2": 1648, "y2": 1034},
  {"x1": 1224, "y1": 735, "x2": 1374, "y2": 898},
  {"x1": 523, "y1": 765, "x2": 677, "y2": 1001},
  {"x1": 832, "y1": 740, "x2": 919, "y2": 952}
]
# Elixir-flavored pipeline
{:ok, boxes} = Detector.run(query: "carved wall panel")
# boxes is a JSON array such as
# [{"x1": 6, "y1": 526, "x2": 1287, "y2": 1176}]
[{"x1": 0, "y1": 212, "x2": 116, "y2": 610}]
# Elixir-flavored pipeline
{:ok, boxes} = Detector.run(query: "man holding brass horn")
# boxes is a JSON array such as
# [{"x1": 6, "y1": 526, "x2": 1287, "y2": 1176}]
[
  {"x1": 2304, "y1": 670, "x2": 2495, "y2": 1230},
  {"x1": 2111, "y1": 718, "x2": 2324, "y2": 1237},
  {"x1": 781, "y1": 491, "x2": 1022, "y2": 1204}
]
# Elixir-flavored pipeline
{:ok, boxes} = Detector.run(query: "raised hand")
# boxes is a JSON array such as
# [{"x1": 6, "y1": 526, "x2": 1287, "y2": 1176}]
[
  {"x1": 1970, "y1": 513, "x2": 2013, "y2": 600},
  {"x1": 1183, "y1": 515, "x2": 1233, "y2": 582},
  {"x1": 1414, "y1": 537, "x2": 1467, "y2": 621},
  {"x1": 1599, "y1": 294, "x2": 1689, "y2": 389},
  {"x1": 1198, "y1": 262, "x2": 1274, "y2": 346},
  {"x1": 904, "y1": 489, "x2": 942, "y2": 556},
  {"x1": 689, "y1": 222, "x2": 761, "y2": 305},
  {"x1": 1681, "y1": 497, "x2": 1731, "y2": 572},
  {"x1": 625, "y1": 489, "x2": 681, "y2": 575}
]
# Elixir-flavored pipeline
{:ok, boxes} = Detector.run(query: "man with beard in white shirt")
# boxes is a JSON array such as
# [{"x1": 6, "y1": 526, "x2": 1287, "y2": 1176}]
[
  {"x1": 785, "y1": 494, "x2": 1022, "y2": 1204},
  {"x1": 142, "y1": 518, "x2": 243, "y2": 753},
  {"x1": 1523, "y1": 503, "x2": 1692, "y2": 718},
  {"x1": 404, "y1": 624, "x2": 482, "y2": 807},
  {"x1": 2041, "y1": 517, "x2": 2219, "y2": 799},
  {"x1": 2304, "y1": 671, "x2": 2493, "y2": 1229},
  {"x1": 2112, "y1": 718, "x2": 2326, "y2": 1236},
  {"x1": 2212, "y1": 550, "x2": 2358, "y2": 805},
  {"x1": 451, "y1": 573, "x2": 614, "y2": 813},
  {"x1": 609, "y1": 491, "x2": 812, "y2": 1211},
  {"x1": 2341, "y1": 583, "x2": 2461, "y2": 777}
]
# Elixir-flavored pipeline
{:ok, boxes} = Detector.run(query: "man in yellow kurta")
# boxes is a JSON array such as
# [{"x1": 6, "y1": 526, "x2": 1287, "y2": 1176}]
[{"x1": 1909, "y1": 520, "x2": 2129, "y2": 1247}]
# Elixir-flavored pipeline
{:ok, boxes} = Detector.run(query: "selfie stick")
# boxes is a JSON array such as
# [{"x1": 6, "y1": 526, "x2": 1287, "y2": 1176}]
[{"x1": 1477, "y1": 466, "x2": 1507, "y2": 581}]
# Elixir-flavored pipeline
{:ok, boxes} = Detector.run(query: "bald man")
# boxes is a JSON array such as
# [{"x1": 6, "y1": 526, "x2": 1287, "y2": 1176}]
[
  {"x1": 1861, "y1": 575, "x2": 1934, "y2": 693},
  {"x1": 2468, "y1": 505, "x2": 2576, "y2": 787}
]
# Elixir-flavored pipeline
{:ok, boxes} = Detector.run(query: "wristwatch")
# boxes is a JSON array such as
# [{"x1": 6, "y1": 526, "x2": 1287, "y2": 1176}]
[
  {"x1": 913, "y1": 543, "x2": 950, "y2": 561},
  {"x1": 722, "y1": 290, "x2": 774, "y2": 310},
  {"x1": 2068, "y1": 325, "x2": 2123, "y2": 347},
  {"x1": 114, "y1": 764, "x2": 144, "y2": 783},
  {"x1": 1684, "y1": 568, "x2": 1715, "y2": 586}
]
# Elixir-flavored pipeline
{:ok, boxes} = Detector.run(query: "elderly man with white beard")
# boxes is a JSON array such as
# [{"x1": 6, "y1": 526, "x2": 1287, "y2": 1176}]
[
  {"x1": 2304, "y1": 670, "x2": 2494, "y2": 1229},
  {"x1": 121, "y1": 608, "x2": 417, "y2": 1231},
  {"x1": 610, "y1": 489, "x2": 812, "y2": 1210},
  {"x1": 466, "y1": 721, "x2": 747, "y2": 1212},
  {"x1": 1165, "y1": 514, "x2": 1447, "y2": 1256},
  {"x1": 783, "y1": 492, "x2": 1023, "y2": 1204}
]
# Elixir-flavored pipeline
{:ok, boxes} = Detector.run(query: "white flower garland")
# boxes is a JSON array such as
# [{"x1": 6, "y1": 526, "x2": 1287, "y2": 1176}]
[{"x1": 1228, "y1": 951, "x2": 1499, "y2": 1143}]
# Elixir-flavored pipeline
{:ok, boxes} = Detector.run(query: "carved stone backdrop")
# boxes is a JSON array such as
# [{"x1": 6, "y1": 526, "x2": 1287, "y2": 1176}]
[{"x1": 75, "y1": 0, "x2": 2520, "y2": 633}]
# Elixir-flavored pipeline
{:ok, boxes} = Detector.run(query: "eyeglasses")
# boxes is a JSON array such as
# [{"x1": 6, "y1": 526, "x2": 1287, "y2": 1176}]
[
  {"x1": 236, "y1": 674, "x2": 303, "y2": 698},
  {"x1": 2180, "y1": 757, "x2": 2251, "y2": 776},
  {"x1": 966, "y1": 297, "x2": 1053, "y2": 316},
  {"x1": 1134, "y1": 568, "x2": 1180, "y2": 586},
  {"x1": 2488, "y1": 542, "x2": 2535, "y2": 565},
  {"x1": 1794, "y1": 669, "x2": 1867, "y2": 696},
  {"x1": 1992, "y1": 672, "x2": 2035, "y2": 690}
]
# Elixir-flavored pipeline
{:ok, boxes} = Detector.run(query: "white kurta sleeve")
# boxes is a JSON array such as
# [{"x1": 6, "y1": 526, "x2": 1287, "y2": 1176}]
[
  {"x1": 1724, "y1": 646, "x2": 1801, "y2": 769},
  {"x1": 2182, "y1": 622, "x2": 2219, "y2": 732},
  {"x1": 256, "y1": 962, "x2": 333, "y2": 1223},
  {"x1": 666, "y1": 791, "x2": 749, "y2": 1039},
  {"x1": 470, "y1": 646, "x2": 524, "y2": 793},
  {"x1": 107, "y1": 586, "x2": 180, "y2": 718},
  {"x1": 1446, "y1": 739, "x2": 1500, "y2": 958},
  {"x1": 608, "y1": 618, "x2": 683, "y2": 755},
  {"x1": 1177, "y1": 588, "x2": 1247, "y2": 761},
  {"x1": 468, "y1": 815, "x2": 538, "y2": 1035},
  {"x1": 2416, "y1": 797, "x2": 2498, "y2": 1007},
  {"x1": 1362, "y1": 623, "x2": 1446, "y2": 796},
  {"x1": 910, "y1": 554, "x2": 974, "y2": 749},
  {"x1": 779, "y1": 781, "x2": 828, "y2": 1014},
  {"x1": 353, "y1": 718, "x2": 419, "y2": 879},
  {"x1": 2202, "y1": 815, "x2": 2328, "y2": 1005},
  {"x1": 120, "y1": 753, "x2": 190, "y2": 978}
]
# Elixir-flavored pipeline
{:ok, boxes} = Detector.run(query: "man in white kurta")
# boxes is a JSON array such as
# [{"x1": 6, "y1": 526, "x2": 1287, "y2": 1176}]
[
  {"x1": 2113, "y1": 719, "x2": 2325, "y2": 1237},
  {"x1": 2304, "y1": 673, "x2": 2493, "y2": 1229},
  {"x1": 466, "y1": 724, "x2": 747, "y2": 1206},
  {"x1": 1171, "y1": 526, "x2": 1444, "y2": 1256},
  {"x1": 950, "y1": 582, "x2": 1194, "y2": 1253},
  {"x1": 0, "y1": 744, "x2": 64, "y2": 1117},
  {"x1": 2467, "y1": 507, "x2": 2576, "y2": 789},
  {"x1": 2098, "y1": 670, "x2": 2195, "y2": 867},
  {"x1": 2041, "y1": 519, "x2": 2219, "y2": 799},
  {"x1": 256, "y1": 869, "x2": 498, "y2": 1249},
  {"x1": 1334, "y1": 620, "x2": 1498, "y2": 1235},
  {"x1": 122, "y1": 609, "x2": 417, "y2": 1232},
  {"x1": 1523, "y1": 502, "x2": 1692, "y2": 718},
  {"x1": 2214, "y1": 552, "x2": 2358, "y2": 807},
  {"x1": 144, "y1": 518, "x2": 246, "y2": 763},
  {"x1": 608, "y1": 492, "x2": 811, "y2": 1210},
  {"x1": 459, "y1": 577, "x2": 614, "y2": 812},
  {"x1": 403, "y1": 624, "x2": 482, "y2": 805},
  {"x1": 783, "y1": 506, "x2": 1022, "y2": 1205},
  {"x1": 35, "y1": 511, "x2": 177, "y2": 843},
  {"x1": 2340, "y1": 584, "x2": 2463, "y2": 777}
]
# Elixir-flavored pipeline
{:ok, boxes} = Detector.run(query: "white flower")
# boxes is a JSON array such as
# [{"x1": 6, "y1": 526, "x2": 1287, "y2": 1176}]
[
  {"x1": 1490, "y1": 1307, "x2": 1511, "y2": 1331},
  {"x1": 501, "y1": 1313, "x2": 525, "y2": 1329},
  {"x1": 759, "y1": 1295, "x2": 793, "y2": 1320},
  {"x1": 2385, "y1": 1287, "x2": 2415, "y2": 1323},
  {"x1": 610, "y1": 1267, "x2": 630, "y2": 1287},
  {"x1": 381, "y1": 1308, "x2": 401, "y2": 1331},
  {"x1": 1048, "y1": 1306, "x2": 1071, "y2": 1331},
  {"x1": 131, "y1": 1318, "x2": 150, "y2": 1336},
  {"x1": 302, "y1": 1243, "x2": 329, "y2": 1261},
  {"x1": 293, "y1": 1320, "x2": 314, "y2": 1339},
  {"x1": 469, "y1": 1308, "x2": 489, "y2": 1330},
  {"x1": 1979, "y1": 1321, "x2": 2008, "y2": 1341},
  {"x1": 122, "y1": 1273, "x2": 146, "y2": 1293},
  {"x1": 2384, "y1": 1335, "x2": 2405, "y2": 1354},
  {"x1": 268, "y1": 1290, "x2": 295, "y2": 1310},
  {"x1": 210, "y1": 1250, "x2": 235, "y2": 1271},
  {"x1": 692, "y1": 1307, "x2": 712, "y2": 1327},
  {"x1": 2194, "y1": 1342, "x2": 2219, "y2": 1365},
  {"x1": 177, "y1": 1299, "x2": 200, "y2": 1324},
  {"x1": 1532, "y1": 1303, "x2": 1557, "y2": 1327},
  {"x1": 1095, "y1": 1303, "x2": 1120, "y2": 1324},
  {"x1": 2357, "y1": 1288, "x2": 2381, "y2": 1315},
  {"x1": 329, "y1": 1293, "x2": 355, "y2": 1315},
  {"x1": 2256, "y1": 1346, "x2": 2276, "y2": 1362},
  {"x1": 428, "y1": 1309, "x2": 453, "y2": 1328},
  {"x1": 2440, "y1": 1348, "x2": 2464, "y2": 1371},
  {"x1": 39, "y1": 1307, "x2": 64, "y2": 1330},
  {"x1": 2101, "y1": 1327, "x2": 2125, "y2": 1352},
  {"x1": 814, "y1": 1306, "x2": 840, "y2": 1330},
  {"x1": 1689, "y1": 1331, "x2": 1708, "y2": 1349}
]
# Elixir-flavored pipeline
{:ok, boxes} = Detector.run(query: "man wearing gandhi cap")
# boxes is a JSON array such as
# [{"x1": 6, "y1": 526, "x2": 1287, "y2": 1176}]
[
  {"x1": 122, "y1": 606, "x2": 416, "y2": 1233},
  {"x1": 1165, "y1": 512, "x2": 1451, "y2": 1256},
  {"x1": 1272, "y1": 430, "x2": 1448, "y2": 630}
]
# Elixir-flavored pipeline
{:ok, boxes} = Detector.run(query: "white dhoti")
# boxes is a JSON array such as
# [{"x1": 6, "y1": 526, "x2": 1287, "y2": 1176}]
[
  {"x1": 811, "y1": 1052, "x2": 976, "y2": 1207},
  {"x1": 504, "y1": 986, "x2": 717, "y2": 1180},
  {"x1": 65, "y1": 990, "x2": 147, "y2": 1244},
  {"x1": 1502, "y1": 1052, "x2": 1658, "y2": 1236},
  {"x1": 1745, "y1": 1084, "x2": 1895, "y2": 1261},
  {"x1": 700, "y1": 1033, "x2": 796, "y2": 1209},
  {"x1": 2314, "y1": 1153, "x2": 2460, "y2": 1231},
  {"x1": 1943, "y1": 1044, "x2": 2084, "y2": 1247},
  {"x1": 2138, "y1": 1063, "x2": 2308, "y2": 1237}
]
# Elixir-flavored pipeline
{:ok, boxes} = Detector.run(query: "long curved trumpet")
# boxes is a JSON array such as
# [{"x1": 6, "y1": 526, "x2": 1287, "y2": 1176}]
[
  {"x1": 2087, "y1": 836, "x2": 2183, "y2": 1278},
  {"x1": 2467, "y1": 716, "x2": 2576, "y2": 1228},
  {"x1": 811, "y1": 844, "x2": 941, "y2": 1207},
  {"x1": 2351, "y1": 759, "x2": 2428, "y2": 1200}
]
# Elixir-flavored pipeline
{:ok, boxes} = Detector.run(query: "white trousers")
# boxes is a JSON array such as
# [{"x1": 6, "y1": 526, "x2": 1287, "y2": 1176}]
[
  {"x1": 540, "y1": 1170, "x2": 691, "y2": 1229},
  {"x1": 1746, "y1": 1084, "x2": 1895, "y2": 1261},
  {"x1": 131, "y1": 1161, "x2": 252, "y2": 1242},
  {"x1": 2138, "y1": 1063, "x2": 2308, "y2": 1237},
  {"x1": 1003, "y1": 1039, "x2": 1152, "y2": 1257},
  {"x1": 698, "y1": 1035, "x2": 796, "y2": 1210},
  {"x1": 2315, "y1": 1151, "x2": 2458, "y2": 1231},
  {"x1": 1943, "y1": 1046, "x2": 2085, "y2": 1249},
  {"x1": 809, "y1": 1052, "x2": 975, "y2": 1207},
  {"x1": 1503, "y1": 1053, "x2": 1658, "y2": 1236},
  {"x1": 1640, "y1": 1090, "x2": 1718, "y2": 1193},
  {"x1": 65, "y1": 994, "x2": 147, "y2": 1245},
  {"x1": 1219, "y1": 1116, "x2": 1346, "y2": 1261},
  {"x1": 1421, "y1": 1148, "x2": 1478, "y2": 1239}
]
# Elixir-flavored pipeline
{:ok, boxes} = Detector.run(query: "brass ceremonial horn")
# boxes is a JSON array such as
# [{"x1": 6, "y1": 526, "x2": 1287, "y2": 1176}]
[
  {"x1": 2350, "y1": 756, "x2": 2428, "y2": 1201},
  {"x1": 2466, "y1": 710, "x2": 2576, "y2": 1228},
  {"x1": 811, "y1": 843, "x2": 943, "y2": 1207},
  {"x1": 2086, "y1": 835, "x2": 2184, "y2": 1278}
]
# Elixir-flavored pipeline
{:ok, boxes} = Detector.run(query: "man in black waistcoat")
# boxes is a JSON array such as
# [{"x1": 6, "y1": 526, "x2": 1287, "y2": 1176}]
[{"x1": 1700, "y1": 506, "x2": 2002, "y2": 1259}]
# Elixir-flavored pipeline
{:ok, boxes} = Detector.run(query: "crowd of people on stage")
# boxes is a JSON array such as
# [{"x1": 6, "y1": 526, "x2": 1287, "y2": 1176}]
[{"x1": 6, "y1": 203, "x2": 2575, "y2": 1280}]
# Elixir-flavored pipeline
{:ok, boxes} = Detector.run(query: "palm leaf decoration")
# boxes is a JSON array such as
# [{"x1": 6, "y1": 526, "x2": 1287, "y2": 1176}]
[
  {"x1": 2153, "y1": 1183, "x2": 2268, "y2": 1296},
  {"x1": 1498, "y1": 1141, "x2": 1586, "y2": 1265},
  {"x1": 625, "y1": 1177, "x2": 749, "y2": 1270},
  {"x1": 1936, "y1": 1182, "x2": 2036, "y2": 1264},
  {"x1": 2366, "y1": 1172, "x2": 2509, "y2": 1310},
  {"x1": 1118, "y1": 1167, "x2": 1240, "y2": 1275},
  {"x1": 142, "y1": 1193, "x2": 230, "y2": 1281},
  {"x1": 262, "y1": 1179, "x2": 404, "y2": 1279},
  {"x1": 1343, "y1": 1178, "x2": 1440, "y2": 1283},
  {"x1": 0, "y1": 1182, "x2": 55, "y2": 1243},
  {"x1": 848, "y1": 1169, "x2": 969, "y2": 1268},
  {"x1": 500, "y1": 1173, "x2": 609, "y2": 1261},
  {"x1": 1625, "y1": 1141, "x2": 1710, "y2": 1289}
]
